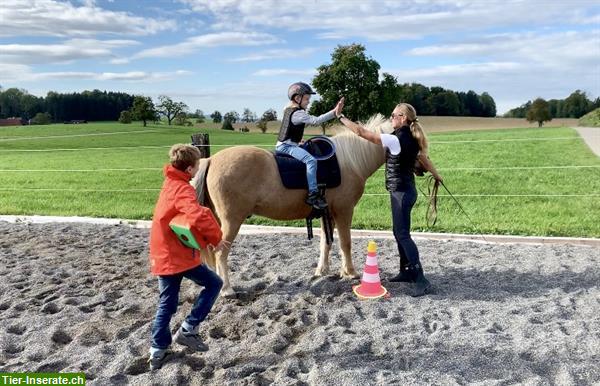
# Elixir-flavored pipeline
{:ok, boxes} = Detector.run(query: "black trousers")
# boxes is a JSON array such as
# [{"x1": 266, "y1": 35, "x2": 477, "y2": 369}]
[{"x1": 390, "y1": 185, "x2": 420, "y2": 267}]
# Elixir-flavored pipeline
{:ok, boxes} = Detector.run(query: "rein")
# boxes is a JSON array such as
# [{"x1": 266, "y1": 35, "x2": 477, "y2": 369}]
[{"x1": 418, "y1": 175, "x2": 489, "y2": 243}]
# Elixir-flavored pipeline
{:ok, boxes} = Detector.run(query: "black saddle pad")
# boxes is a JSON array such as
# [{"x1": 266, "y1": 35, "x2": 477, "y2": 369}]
[{"x1": 273, "y1": 152, "x2": 341, "y2": 189}]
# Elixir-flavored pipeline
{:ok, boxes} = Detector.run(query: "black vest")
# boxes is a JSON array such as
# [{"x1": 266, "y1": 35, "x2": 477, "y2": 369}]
[
  {"x1": 277, "y1": 107, "x2": 305, "y2": 143},
  {"x1": 385, "y1": 126, "x2": 419, "y2": 191}
]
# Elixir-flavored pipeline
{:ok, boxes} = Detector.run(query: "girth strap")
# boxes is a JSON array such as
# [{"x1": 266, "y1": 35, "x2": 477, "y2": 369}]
[{"x1": 305, "y1": 184, "x2": 334, "y2": 245}]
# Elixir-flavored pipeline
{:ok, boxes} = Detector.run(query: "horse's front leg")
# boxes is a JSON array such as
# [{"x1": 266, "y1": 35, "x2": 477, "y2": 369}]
[
  {"x1": 336, "y1": 212, "x2": 359, "y2": 279},
  {"x1": 314, "y1": 219, "x2": 335, "y2": 277}
]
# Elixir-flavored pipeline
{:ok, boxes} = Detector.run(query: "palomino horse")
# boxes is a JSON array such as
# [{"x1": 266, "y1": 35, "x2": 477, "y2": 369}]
[{"x1": 193, "y1": 115, "x2": 392, "y2": 296}]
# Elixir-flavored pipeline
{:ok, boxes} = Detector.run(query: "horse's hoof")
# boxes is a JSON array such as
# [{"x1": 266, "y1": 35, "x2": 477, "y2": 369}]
[
  {"x1": 340, "y1": 270, "x2": 360, "y2": 279},
  {"x1": 314, "y1": 267, "x2": 330, "y2": 277},
  {"x1": 221, "y1": 287, "x2": 236, "y2": 298}
]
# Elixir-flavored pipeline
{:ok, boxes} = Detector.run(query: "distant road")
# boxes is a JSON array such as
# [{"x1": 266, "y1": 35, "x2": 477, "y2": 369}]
[{"x1": 575, "y1": 126, "x2": 600, "y2": 157}]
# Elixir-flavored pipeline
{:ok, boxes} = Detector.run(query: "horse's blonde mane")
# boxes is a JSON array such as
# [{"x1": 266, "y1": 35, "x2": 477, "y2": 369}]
[{"x1": 331, "y1": 114, "x2": 392, "y2": 179}]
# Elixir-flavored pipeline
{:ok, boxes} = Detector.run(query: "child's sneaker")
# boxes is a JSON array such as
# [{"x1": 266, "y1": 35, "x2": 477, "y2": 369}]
[
  {"x1": 174, "y1": 327, "x2": 208, "y2": 352},
  {"x1": 148, "y1": 349, "x2": 169, "y2": 371}
]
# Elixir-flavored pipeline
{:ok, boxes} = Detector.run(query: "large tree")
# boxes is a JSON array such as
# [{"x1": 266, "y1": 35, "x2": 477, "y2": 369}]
[
  {"x1": 311, "y1": 44, "x2": 380, "y2": 121},
  {"x1": 157, "y1": 95, "x2": 188, "y2": 125},
  {"x1": 526, "y1": 98, "x2": 552, "y2": 127},
  {"x1": 131, "y1": 96, "x2": 157, "y2": 127}
]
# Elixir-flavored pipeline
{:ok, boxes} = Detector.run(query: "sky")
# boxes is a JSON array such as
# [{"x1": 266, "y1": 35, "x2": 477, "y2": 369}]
[{"x1": 1, "y1": 0, "x2": 599, "y2": 116}]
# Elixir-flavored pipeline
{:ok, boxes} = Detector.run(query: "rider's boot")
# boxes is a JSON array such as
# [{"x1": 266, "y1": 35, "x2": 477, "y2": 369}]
[{"x1": 306, "y1": 191, "x2": 328, "y2": 210}]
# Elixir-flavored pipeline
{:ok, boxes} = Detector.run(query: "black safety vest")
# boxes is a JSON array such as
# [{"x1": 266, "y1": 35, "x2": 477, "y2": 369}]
[
  {"x1": 277, "y1": 107, "x2": 305, "y2": 143},
  {"x1": 385, "y1": 126, "x2": 419, "y2": 191}
]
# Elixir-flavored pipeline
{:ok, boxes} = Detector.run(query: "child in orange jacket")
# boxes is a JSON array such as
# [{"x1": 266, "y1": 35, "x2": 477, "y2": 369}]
[{"x1": 148, "y1": 144, "x2": 229, "y2": 370}]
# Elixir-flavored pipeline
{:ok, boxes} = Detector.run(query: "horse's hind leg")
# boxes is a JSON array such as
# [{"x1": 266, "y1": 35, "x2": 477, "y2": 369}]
[
  {"x1": 314, "y1": 219, "x2": 335, "y2": 277},
  {"x1": 215, "y1": 218, "x2": 243, "y2": 298}
]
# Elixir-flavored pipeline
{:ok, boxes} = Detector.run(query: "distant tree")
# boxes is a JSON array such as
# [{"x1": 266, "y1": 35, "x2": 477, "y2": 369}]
[
  {"x1": 118, "y1": 110, "x2": 132, "y2": 123},
  {"x1": 311, "y1": 44, "x2": 380, "y2": 121},
  {"x1": 504, "y1": 101, "x2": 531, "y2": 118},
  {"x1": 157, "y1": 95, "x2": 188, "y2": 125},
  {"x1": 256, "y1": 119, "x2": 268, "y2": 133},
  {"x1": 242, "y1": 108, "x2": 256, "y2": 123},
  {"x1": 131, "y1": 96, "x2": 157, "y2": 127},
  {"x1": 378, "y1": 73, "x2": 401, "y2": 116},
  {"x1": 0, "y1": 88, "x2": 27, "y2": 118},
  {"x1": 223, "y1": 111, "x2": 239, "y2": 123},
  {"x1": 564, "y1": 90, "x2": 591, "y2": 118},
  {"x1": 428, "y1": 90, "x2": 460, "y2": 116},
  {"x1": 526, "y1": 98, "x2": 552, "y2": 127},
  {"x1": 399, "y1": 83, "x2": 433, "y2": 115},
  {"x1": 479, "y1": 92, "x2": 497, "y2": 117},
  {"x1": 193, "y1": 109, "x2": 205, "y2": 123},
  {"x1": 174, "y1": 112, "x2": 192, "y2": 126},
  {"x1": 221, "y1": 119, "x2": 234, "y2": 130},
  {"x1": 464, "y1": 90, "x2": 482, "y2": 116},
  {"x1": 261, "y1": 108, "x2": 277, "y2": 122},
  {"x1": 30, "y1": 112, "x2": 52, "y2": 125},
  {"x1": 210, "y1": 111, "x2": 222, "y2": 123}
]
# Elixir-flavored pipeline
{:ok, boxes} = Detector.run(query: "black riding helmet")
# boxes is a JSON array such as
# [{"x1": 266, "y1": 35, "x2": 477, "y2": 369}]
[{"x1": 288, "y1": 82, "x2": 316, "y2": 102}]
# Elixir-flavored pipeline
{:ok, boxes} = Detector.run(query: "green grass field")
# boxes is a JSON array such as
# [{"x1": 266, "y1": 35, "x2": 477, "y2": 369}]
[{"x1": 1, "y1": 121, "x2": 599, "y2": 237}]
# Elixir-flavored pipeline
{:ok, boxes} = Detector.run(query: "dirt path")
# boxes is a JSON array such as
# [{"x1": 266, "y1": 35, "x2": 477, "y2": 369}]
[{"x1": 575, "y1": 126, "x2": 600, "y2": 157}]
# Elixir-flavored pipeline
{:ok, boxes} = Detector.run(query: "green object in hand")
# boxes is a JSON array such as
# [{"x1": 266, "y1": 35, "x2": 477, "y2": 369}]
[{"x1": 169, "y1": 215, "x2": 201, "y2": 249}]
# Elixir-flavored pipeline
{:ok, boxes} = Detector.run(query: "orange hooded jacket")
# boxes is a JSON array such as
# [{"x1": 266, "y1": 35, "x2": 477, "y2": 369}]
[{"x1": 149, "y1": 165, "x2": 222, "y2": 275}]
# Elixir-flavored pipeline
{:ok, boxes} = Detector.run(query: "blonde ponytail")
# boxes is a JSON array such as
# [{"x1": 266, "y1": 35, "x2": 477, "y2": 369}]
[{"x1": 396, "y1": 103, "x2": 429, "y2": 155}]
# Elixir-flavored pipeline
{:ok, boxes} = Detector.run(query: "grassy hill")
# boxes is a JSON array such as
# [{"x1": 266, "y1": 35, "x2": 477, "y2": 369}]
[{"x1": 579, "y1": 108, "x2": 600, "y2": 127}]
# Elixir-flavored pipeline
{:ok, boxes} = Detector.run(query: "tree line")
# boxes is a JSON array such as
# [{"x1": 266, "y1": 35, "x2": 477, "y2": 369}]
[
  {"x1": 0, "y1": 88, "x2": 133, "y2": 122},
  {"x1": 308, "y1": 44, "x2": 496, "y2": 121},
  {"x1": 9, "y1": 44, "x2": 598, "y2": 127},
  {"x1": 504, "y1": 90, "x2": 599, "y2": 119}
]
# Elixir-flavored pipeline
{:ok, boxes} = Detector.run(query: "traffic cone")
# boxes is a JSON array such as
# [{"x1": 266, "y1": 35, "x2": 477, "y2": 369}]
[{"x1": 353, "y1": 240, "x2": 388, "y2": 299}]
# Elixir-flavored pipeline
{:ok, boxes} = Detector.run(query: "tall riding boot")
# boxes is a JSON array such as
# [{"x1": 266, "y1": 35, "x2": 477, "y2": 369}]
[
  {"x1": 388, "y1": 254, "x2": 415, "y2": 282},
  {"x1": 411, "y1": 263, "x2": 431, "y2": 297}
]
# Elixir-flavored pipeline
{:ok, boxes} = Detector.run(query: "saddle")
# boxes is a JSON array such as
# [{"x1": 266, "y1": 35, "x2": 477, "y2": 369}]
[
  {"x1": 272, "y1": 136, "x2": 339, "y2": 244},
  {"x1": 272, "y1": 137, "x2": 341, "y2": 190}
]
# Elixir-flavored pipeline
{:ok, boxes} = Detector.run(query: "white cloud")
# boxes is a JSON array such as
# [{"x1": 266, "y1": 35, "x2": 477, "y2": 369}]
[
  {"x1": 132, "y1": 31, "x2": 281, "y2": 59},
  {"x1": 230, "y1": 47, "x2": 319, "y2": 62},
  {"x1": 179, "y1": 0, "x2": 600, "y2": 41},
  {"x1": 407, "y1": 30, "x2": 600, "y2": 66},
  {"x1": 252, "y1": 68, "x2": 316, "y2": 77},
  {"x1": 0, "y1": 64, "x2": 192, "y2": 83},
  {"x1": 0, "y1": 0, "x2": 176, "y2": 37},
  {"x1": 388, "y1": 62, "x2": 522, "y2": 80},
  {"x1": 0, "y1": 39, "x2": 140, "y2": 64}
]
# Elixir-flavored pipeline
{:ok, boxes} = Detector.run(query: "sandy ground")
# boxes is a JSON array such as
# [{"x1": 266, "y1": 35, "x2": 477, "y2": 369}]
[{"x1": 0, "y1": 221, "x2": 599, "y2": 385}]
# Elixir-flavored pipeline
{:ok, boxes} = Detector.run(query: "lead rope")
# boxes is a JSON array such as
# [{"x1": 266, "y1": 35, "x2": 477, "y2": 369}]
[{"x1": 418, "y1": 175, "x2": 488, "y2": 243}]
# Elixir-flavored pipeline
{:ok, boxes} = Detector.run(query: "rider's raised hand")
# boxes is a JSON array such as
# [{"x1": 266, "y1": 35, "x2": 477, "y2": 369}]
[{"x1": 334, "y1": 97, "x2": 345, "y2": 117}]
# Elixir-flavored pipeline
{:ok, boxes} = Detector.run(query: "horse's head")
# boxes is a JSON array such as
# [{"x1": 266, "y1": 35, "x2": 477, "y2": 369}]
[{"x1": 331, "y1": 114, "x2": 391, "y2": 179}]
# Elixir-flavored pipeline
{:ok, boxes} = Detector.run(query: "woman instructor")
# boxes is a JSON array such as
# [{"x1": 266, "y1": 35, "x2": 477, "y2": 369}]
[{"x1": 339, "y1": 103, "x2": 442, "y2": 297}]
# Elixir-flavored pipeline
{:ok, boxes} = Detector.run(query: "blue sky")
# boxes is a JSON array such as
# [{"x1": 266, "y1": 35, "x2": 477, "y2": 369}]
[{"x1": 1, "y1": 0, "x2": 599, "y2": 116}]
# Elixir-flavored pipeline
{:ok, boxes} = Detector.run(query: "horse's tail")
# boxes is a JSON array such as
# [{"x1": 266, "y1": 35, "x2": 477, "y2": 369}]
[
  {"x1": 191, "y1": 158, "x2": 218, "y2": 269},
  {"x1": 191, "y1": 158, "x2": 210, "y2": 205}
]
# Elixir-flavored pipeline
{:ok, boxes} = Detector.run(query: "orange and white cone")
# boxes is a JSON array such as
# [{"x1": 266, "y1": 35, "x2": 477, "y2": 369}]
[{"x1": 353, "y1": 240, "x2": 388, "y2": 299}]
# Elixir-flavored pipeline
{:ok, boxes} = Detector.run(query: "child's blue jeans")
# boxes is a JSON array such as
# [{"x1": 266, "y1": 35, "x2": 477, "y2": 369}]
[
  {"x1": 151, "y1": 263, "x2": 223, "y2": 350},
  {"x1": 276, "y1": 142, "x2": 318, "y2": 193}
]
